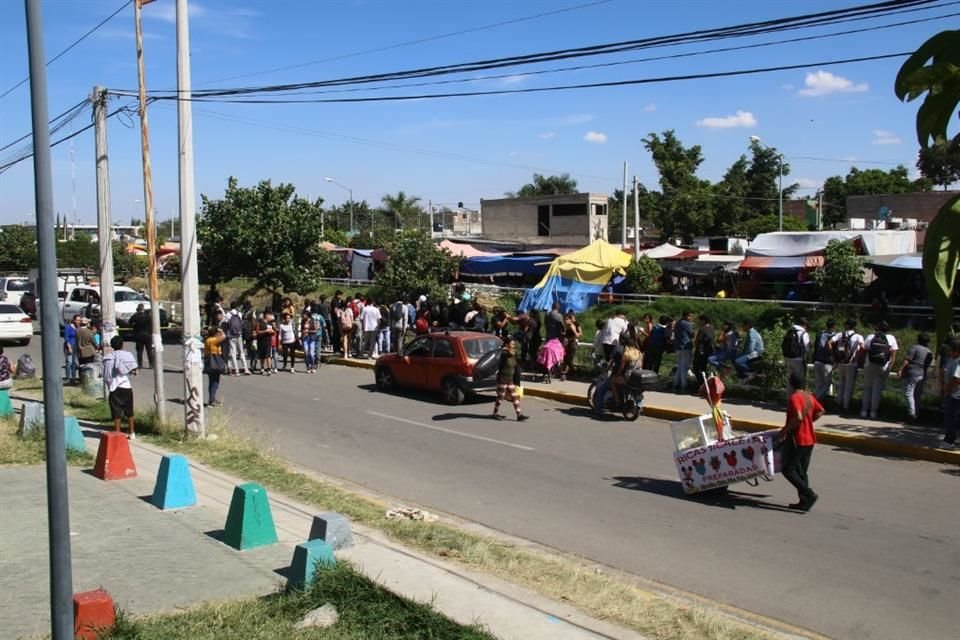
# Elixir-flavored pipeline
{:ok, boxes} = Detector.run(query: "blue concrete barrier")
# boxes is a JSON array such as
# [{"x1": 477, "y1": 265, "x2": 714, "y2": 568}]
[
  {"x1": 308, "y1": 512, "x2": 354, "y2": 550},
  {"x1": 288, "y1": 539, "x2": 336, "y2": 589},
  {"x1": 0, "y1": 389, "x2": 13, "y2": 417},
  {"x1": 151, "y1": 454, "x2": 197, "y2": 510},
  {"x1": 63, "y1": 416, "x2": 86, "y2": 453}
]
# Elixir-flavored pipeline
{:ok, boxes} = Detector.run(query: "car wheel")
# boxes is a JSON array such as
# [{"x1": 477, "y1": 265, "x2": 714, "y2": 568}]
[
  {"x1": 18, "y1": 338, "x2": 30, "y2": 347},
  {"x1": 375, "y1": 366, "x2": 395, "y2": 392},
  {"x1": 441, "y1": 378, "x2": 465, "y2": 405}
]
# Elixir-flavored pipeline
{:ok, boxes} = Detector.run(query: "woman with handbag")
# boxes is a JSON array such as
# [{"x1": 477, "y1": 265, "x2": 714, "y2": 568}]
[{"x1": 204, "y1": 326, "x2": 227, "y2": 407}]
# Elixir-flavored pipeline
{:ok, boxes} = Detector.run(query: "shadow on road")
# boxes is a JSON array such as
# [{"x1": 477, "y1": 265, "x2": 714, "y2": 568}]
[
  {"x1": 940, "y1": 467, "x2": 960, "y2": 477},
  {"x1": 360, "y1": 384, "x2": 490, "y2": 406},
  {"x1": 610, "y1": 475, "x2": 798, "y2": 512},
  {"x1": 432, "y1": 413, "x2": 496, "y2": 421},
  {"x1": 555, "y1": 406, "x2": 625, "y2": 422}
]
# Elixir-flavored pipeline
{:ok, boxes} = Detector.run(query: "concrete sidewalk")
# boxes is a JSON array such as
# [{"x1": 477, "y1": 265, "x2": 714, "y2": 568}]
[
  {"x1": 331, "y1": 356, "x2": 960, "y2": 465},
  {"x1": 2, "y1": 413, "x2": 642, "y2": 640}
]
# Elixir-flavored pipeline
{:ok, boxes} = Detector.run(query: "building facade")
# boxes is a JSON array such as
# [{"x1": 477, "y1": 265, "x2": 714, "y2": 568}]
[{"x1": 479, "y1": 193, "x2": 608, "y2": 245}]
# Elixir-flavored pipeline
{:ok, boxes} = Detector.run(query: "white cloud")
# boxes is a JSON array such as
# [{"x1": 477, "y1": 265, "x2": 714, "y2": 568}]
[
  {"x1": 643, "y1": 103, "x2": 656, "y2": 112},
  {"x1": 501, "y1": 74, "x2": 528, "y2": 85},
  {"x1": 795, "y1": 178, "x2": 821, "y2": 189},
  {"x1": 798, "y1": 70, "x2": 868, "y2": 97},
  {"x1": 872, "y1": 129, "x2": 902, "y2": 145},
  {"x1": 538, "y1": 132, "x2": 556, "y2": 140},
  {"x1": 583, "y1": 131, "x2": 608, "y2": 144},
  {"x1": 143, "y1": 1, "x2": 206, "y2": 24},
  {"x1": 696, "y1": 110, "x2": 757, "y2": 129}
]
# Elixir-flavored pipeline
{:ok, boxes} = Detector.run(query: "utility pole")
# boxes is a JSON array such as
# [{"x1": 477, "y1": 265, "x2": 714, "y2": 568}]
[
  {"x1": 817, "y1": 189, "x2": 824, "y2": 231},
  {"x1": 25, "y1": 1, "x2": 74, "y2": 637},
  {"x1": 93, "y1": 86, "x2": 117, "y2": 349},
  {"x1": 134, "y1": 0, "x2": 165, "y2": 422},
  {"x1": 777, "y1": 154, "x2": 784, "y2": 233},
  {"x1": 177, "y1": 0, "x2": 205, "y2": 437},
  {"x1": 621, "y1": 161, "x2": 628, "y2": 249},
  {"x1": 633, "y1": 175, "x2": 640, "y2": 261}
]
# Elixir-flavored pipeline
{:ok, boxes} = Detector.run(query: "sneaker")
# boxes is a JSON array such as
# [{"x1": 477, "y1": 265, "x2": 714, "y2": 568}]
[
  {"x1": 492, "y1": 414, "x2": 505, "y2": 421},
  {"x1": 517, "y1": 414, "x2": 529, "y2": 422},
  {"x1": 243, "y1": 370, "x2": 252, "y2": 376},
  {"x1": 290, "y1": 369, "x2": 296, "y2": 374},
  {"x1": 801, "y1": 492, "x2": 819, "y2": 511}
]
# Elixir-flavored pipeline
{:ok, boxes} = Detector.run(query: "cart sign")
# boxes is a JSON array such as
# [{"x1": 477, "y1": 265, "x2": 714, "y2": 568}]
[{"x1": 674, "y1": 431, "x2": 777, "y2": 494}]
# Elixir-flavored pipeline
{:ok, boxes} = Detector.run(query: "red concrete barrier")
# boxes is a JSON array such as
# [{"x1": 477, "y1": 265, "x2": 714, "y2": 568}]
[
  {"x1": 73, "y1": 589, "x2": 115, "y2": 639},
  {"x1": 93, "y1": 432, "x2": 137, "y2": 481}
]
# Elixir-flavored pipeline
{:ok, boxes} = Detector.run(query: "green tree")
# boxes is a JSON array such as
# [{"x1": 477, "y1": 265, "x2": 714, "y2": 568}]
[
  {"x1": 642, "y1": 130, "x2": 714, "y2": 241},
  {"x1": 198, "y1": 177, "x2": 327, "y2": 294},
  {"x1": 510, "y1": 173, "x2": 578, "y2": 198},
  {"x1": 624, "y1": 255, "x2": 662, "y2": 294},
  {"x1": 375, "y1": 230, "x2": 459, "y2": 302},
  {"x1": 381, "y1": 191, "x2": 424, "y2": 231},
  {"x1": 732, "y1": 214, "x2": 807, "y2": 238},
  {"x1": 812, "y1": 240, "x2": 864, "y2": 304},
  {"x1": 314, "y1": 249, "x2": 349, "y2": 278},
  {"x1": 917, "y1": 137, "x2": 960, "y2": 189},
  {"x1": 112, "y1": 241, "x2": 146, "y2": 281},
  {"x1": 607, "y1": 186, "x2": 656, "y2": 243},
  {"x1": 821, "y1": 166, "x2": 924, "y2": 227},
  {"x1": 320, "y1": 228, "x2": 350, "y2": 247},
  {"x1": 896, "y1": 29, "x2": 960, "y2": 346},
  {"x1": 0, "y1": 225, "x2": 38, "y2": 272},
  {"x1": 57, "y1": 233, "x2": 99, "y2": 269}
]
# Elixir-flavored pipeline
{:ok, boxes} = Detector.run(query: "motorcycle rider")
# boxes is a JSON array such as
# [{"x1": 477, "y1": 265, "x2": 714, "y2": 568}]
[{"x1": 611, "y1": 337, "x2": 643, "y2": 407}]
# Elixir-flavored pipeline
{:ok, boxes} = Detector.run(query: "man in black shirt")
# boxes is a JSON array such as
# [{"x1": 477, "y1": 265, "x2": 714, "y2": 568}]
[
  {"x1": 545, "y1": 302, "x2": 564, "y2": 341},
  {"x1": 128, "y1": 304, "x2": 154, "y2": 369}
]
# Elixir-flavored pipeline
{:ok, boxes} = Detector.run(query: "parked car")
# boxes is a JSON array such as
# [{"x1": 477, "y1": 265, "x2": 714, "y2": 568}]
[
  {"x1": 58, "y1": 284, "x2": 153, "y2": 328},
  {"x1": 0, "y1": 303, "x2": 33, "y2": 346},
  {"x1": 0, "y1": 277, "x2": 31, "y2": 304},
  {"x1": 374, "y1": 331, "x2": 503, "y2": 404}
]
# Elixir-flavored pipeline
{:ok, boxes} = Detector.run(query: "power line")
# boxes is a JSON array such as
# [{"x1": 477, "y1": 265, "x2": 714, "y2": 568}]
[
  {"x1": 197, "y1": 0, "x2": 615, "y2": 86},
  {"x1": 0, "y1": 0, "x2": 132, "y2": 101},
  {"x1": 0, "y1": 98, "x2": 89, "y2": 153}
]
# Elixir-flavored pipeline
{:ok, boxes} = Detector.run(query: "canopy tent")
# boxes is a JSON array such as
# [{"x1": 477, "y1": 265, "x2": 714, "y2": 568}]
[
  {"x1": 437, "y1": 239, "x2": 498, "y2": 258},
  {"x1": 747, "y1": 230, "x2": 916, "y2": 257},
  {"x1": 459, "y1": 255, "x2": 551, "y2": 278},
  {"x1": 518, "y1": 239, "x2": 632, "y2": 312},
  {"x1": 865, "y1": 253, "x2": 924, "y2": 270},
  {"x1": 637, "y1": 242, "x2": 685, "y2": 259},
  {"x1": 739, "y1": 256, "x2": 824, "y2": 270}
]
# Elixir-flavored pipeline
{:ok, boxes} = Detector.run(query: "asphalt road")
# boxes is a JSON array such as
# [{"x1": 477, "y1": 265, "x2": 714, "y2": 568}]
[{"x1": 7, "y1": 340, "x2": 958, "y2": 640}]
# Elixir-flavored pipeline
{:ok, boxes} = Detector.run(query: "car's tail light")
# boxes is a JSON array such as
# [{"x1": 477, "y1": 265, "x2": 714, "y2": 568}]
[{"x1": 20, "y1": 317, "x2": 33, "y2": 323}]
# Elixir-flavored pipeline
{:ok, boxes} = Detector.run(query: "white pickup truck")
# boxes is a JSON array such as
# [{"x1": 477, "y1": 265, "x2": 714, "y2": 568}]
[{"x1": 58, "y1": 284, "x2": 152, "y2": 328}]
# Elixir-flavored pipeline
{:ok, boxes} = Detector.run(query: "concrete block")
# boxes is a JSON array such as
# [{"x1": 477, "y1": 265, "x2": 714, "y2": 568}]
[
  {"x1": 73, "y1": 588, "x2": 115, "y2": 640},
  {"x1": 64, "y1": 416, "x2": 86, "y2": 453},
  {"x1": 0, "y1": 389, "x2": 13, "y2": 417},
  {"x1": 288, "y1": 539, "x2": 336, "y2": 589},
  {"x1": 18, "y1": 402, "x2": 44, "y2": 435},
  {"x1": 92, "y1": 432, "x2": 137, "y2": 481},
  {"x1": 151, "y1": 454, "x2": 197, "y2": 510},
  {"x1": 308, "y1": 512, "x2": 354, "y2": 550},
  {"x1": 223, "y1": 482, "x2": 278, "y2": 550}
]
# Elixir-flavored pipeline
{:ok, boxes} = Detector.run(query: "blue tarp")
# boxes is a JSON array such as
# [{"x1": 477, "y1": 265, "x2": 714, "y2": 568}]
[
  {"x1": 517, "y1": 276, "x2": 604, "y2": 313},
  {"x1": 459, "y1": 255, "x2": 551, "y2": 278}
]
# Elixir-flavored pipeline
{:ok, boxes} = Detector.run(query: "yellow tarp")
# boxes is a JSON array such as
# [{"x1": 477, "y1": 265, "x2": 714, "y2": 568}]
[{"x1": 532, "y1": 239, "x2": 632, "y2": 288}]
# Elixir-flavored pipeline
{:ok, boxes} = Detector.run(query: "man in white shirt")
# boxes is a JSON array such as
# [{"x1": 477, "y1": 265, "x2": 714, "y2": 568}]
[
  {"x1": 833, "y1": 318, "x2": 864, "y2": 414},
  {"x1": 360, "y1": 302, "x2": 382, "y2": 359},
  {"x1": 601, "y1": 309, "x2": 629, "y2": 360},
  {"x1": 783, "y1": 318, "x2": 810, "y2": 396},
  {"x1": 102, "y1": 335, "x2": 138, "y2": 440},
  {"x1": 861, "y1": 321, "x2": 898, "y2": 420}
]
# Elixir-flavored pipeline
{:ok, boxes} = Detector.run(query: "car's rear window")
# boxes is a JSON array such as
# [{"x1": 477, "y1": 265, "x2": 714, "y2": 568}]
[
  {"x1": 0, "y1": 304, "x2": 24, "y2": 314},
  {"x1": 6, "y1": 280, "x2": 30, "y2": 291},
  {"x1": 462, "y1": 337, "x2": 502, "y2": 359}
]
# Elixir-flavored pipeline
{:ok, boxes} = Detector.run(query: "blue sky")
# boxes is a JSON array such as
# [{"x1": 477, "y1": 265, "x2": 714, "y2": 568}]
[{"x1": 0, "y1": 0, "x2": 954, "y2": 226}]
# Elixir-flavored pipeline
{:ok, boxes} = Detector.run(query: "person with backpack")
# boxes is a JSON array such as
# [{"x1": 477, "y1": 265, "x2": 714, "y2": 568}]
[
  {"x1": 781, "y1": 318, "x2": 810, "y2": 396},
  {"x1": 811, "y1": 319, "x2": 837, "y2": 401},
  {"x1": 775, "y1": 371, "x2": 824, "y2": 511},
  {"x1": 897, "y1": 332, "x2": 932, "y2": 422},
  {"x1": 337, "y1": 304, "x2": 355, "y2": 358},
  {"x1": 861, "y1": 321, "x2": 898, "y2": 420},
  {"x1": 833, "y1": 318, "x2": 863, "y2": 414},
  {"x1": 225, "y1": 302, "x2": 250, "y2": 376}
]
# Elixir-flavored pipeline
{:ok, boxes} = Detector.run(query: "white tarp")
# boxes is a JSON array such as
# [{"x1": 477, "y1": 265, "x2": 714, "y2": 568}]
[
  {"x1": 638, "y1": 243, "x2": 684, "y2": 259},
  {"x1": 746, "y1": 231, "x2": 915, "y2": 257}
]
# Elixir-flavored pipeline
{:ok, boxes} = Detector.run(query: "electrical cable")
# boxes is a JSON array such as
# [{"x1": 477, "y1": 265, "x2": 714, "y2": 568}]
[
  {"x1": 0, "y1": 0, "x2": 133, "y2": 101},
  {"x1": 0, "y1": 98, "x2": 89, "y2": 153}
]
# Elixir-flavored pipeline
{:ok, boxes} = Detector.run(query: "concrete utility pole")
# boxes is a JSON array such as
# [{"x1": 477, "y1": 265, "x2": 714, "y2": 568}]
[
  {"x1": 25, "y1": 1, "x2": 74, "y2": 637},
  {"x1": 134, "y1": 0, "x2": 166, "y2": 422},
  {"x1": 93, "y1": 86, "x2": 117, "y2": 349},
  {"x1": 621, "y1": 161, "x2": 628, "y2": 249},
  {"x1": 633, "y1": 175, "x2": 640, "y2": 261},
  {"x1": 177, "y1": 0, "x2": 205, "y2": 437}
]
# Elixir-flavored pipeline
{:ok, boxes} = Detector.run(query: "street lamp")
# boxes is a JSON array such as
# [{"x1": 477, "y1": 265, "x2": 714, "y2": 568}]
[
  {"x1": 324, "y1": 177, "x2": 354, "y2": 235},
  {"x1": 750, "y1": 135, "x2": 784, "y2": 232}
]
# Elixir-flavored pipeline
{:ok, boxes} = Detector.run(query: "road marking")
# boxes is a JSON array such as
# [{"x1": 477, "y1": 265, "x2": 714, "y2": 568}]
[{"x1": 366, "y1": 411, "x2": 535, "y2": 451}]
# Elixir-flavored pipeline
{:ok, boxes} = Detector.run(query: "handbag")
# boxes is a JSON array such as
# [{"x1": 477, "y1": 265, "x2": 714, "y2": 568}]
[{"x1": 204, "y1": 353, "x2": 226, "y2": 375}]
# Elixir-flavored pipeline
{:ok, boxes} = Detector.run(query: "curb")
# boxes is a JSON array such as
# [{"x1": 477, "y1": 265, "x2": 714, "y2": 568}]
[{"x1": 324, "y1": 356, "x2": 960, "y2": 466}]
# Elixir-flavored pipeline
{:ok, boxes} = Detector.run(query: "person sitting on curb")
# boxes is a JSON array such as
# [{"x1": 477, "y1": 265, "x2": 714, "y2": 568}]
[
  {"x1": 0, "y1": 346, "x2": 15, "y2": 390},
  {"x1": 776, "y1": 372, "x2": 824, "y2": 511},
  {"x1": 102, "y1": 335, "x2": 138, "y2": 440},
  {"x1": 734, "y1": 320, "x2": 764, "y2": 381}
]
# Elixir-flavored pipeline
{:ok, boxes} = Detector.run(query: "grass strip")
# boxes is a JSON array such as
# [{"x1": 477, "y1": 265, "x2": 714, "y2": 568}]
[
  {"x1": 101, "y1": 560, "x2": 495, "y2": 640},
  {"x1": 0, "y1": 414, "x2": 93, "y2": 466}
]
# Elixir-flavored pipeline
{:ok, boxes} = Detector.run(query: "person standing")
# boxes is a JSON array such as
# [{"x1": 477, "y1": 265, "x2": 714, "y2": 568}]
[
  {"x1": 102, "y1": 335, "x2": 138, "y2": 440},
  {"x1": 938, "y1": 338, "x2": 960, "y2": 450},
  {"x1": 330, "y1": 291, "x2": 344, "y2": 354},
  {"x1": 300, "y1": 310, "x2": 318, "y2": 373},
  {"x1": 129, "y1": 304, "x2": 153, "y2": 369},
  {"x1": 833, "y1": 319, "x2": 863, "y2": 414},
  {"x1": 545, "y1": 302, "x2": 564, "y2": 342},
  {"x1": 225, "y1": 302, "x2": 249, "y2": 376},
  {"x1": 278, "y1": 313, "x2": 298, "y2": 373},
  {"x1": 644, "y1": 316, "x2": 669, "y2": 375},
  {"x1": 492, "y1": 338, "x2": 528, "y2": 422},
  {"x1": 898, "y1": 332, "x2": 932, "y2": 422},
  {"x1": 776, "y1": 372, "x2": 824, "y2": 511},
  {"x1": 673, "y1": 310, "x2": 694, "y2": 393},
  {"x1": 692, "y1": 315, "x2": 715, "y2": 383},
  {"x1": 204, "y1": 326, "x2": 227, "y2": 406},
  {"x1": 63, "y1": 314, "x2": 81, "y2": 384},
  {"x1": 76, "y1": 318, "x2": 97, "y2": 367},
  {"x1": 861, "y1": 321, "x2": 898, "y2": 420},
  {"x1": 359, "y1": 301, "x2": 382, "y2": 359},
  {"x1": 811, "y1": 319, "x2": 837, "y2": 401},
  {"x1": 255, "y1": 310, "x2": 276, "y2": 376},
  {"x1": 560, "y1": 311, "x2": 582, "y2": 382},
  {"x1": 317, "y1": 295, "x2": 333, "y2": 352},
  {"x1": 601, "y1": 308, "x2": 629, "y2": 361},
  {"x1": 525, "y1": 310, "x2": 542, "y2": 365},
  {"x1": 390, "y1": 297, "x2": 408, "y2": 353},
  {"x1": 781, "y1": 318, "x2": 810, "y2": 396},
  {"x1": 378, "y1": 301, "x2": 391, "y2": 357}
]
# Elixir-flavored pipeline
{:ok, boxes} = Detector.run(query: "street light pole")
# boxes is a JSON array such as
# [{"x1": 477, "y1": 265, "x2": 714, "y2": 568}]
[{"x1": 324, "y1": 177, "x2": 354, "y2": 235}]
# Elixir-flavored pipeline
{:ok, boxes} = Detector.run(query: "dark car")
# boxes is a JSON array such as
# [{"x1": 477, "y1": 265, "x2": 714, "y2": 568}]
[
  {"x1": 374, "y1": 331, "x2": 503, "y2": 404},
  {"x1": 18, "y1": 284, "x2": 36, "y2": 318}
]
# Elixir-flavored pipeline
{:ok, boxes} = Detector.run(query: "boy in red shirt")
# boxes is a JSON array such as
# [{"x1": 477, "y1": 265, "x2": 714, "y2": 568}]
[{"x1": 777, "y1": 372, "x2": 824, "y2": 511}]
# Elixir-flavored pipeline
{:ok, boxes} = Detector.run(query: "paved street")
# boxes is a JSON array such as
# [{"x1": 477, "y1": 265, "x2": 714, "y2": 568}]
[{"x1": 7, "y1": 340, "x2": 959, "y2": 640}]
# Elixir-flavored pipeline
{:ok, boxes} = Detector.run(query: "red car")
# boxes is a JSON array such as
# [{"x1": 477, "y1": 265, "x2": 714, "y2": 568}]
[{"x1": 374, "y1": 331, "x2": 503, "y2": 404}]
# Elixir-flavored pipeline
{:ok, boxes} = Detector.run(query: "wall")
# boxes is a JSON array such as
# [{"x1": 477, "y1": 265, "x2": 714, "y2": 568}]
[
  {"x1": 480, "y1": 193, "x2": 608, "y2": 245},
  {"x1": 847, "y1": 191, "x2": 958, "y2": 223}
]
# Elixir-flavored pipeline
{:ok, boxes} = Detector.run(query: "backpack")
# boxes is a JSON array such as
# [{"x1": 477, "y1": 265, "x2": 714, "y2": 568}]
[
  {"x1": 339, "y1": 309, "x2": 353, "y2": 331},
  {"x1": 390, "y1": 302, "x2": 404, "y2": 325},
  {"x1": 813, "y1": 330, "x2": 834, "y2": 363},
  {"x1": 833, "y1": 331, "x2": 851, "y2": 364},
  {"x1": 15, "y1": 354, "x2": 36, "y2": 379},
  {"x1": 781, "y1": 327, "x2": 804, "y2": 359},
  {"x1": 226, "y1": 313, "x2": 244, "y2": 338},
  {"x1": 867, "y1": 333, "x2": 891, "y2": 365},
  {"x1": 415, "y1": 317, "x2": 429, "y2": 335}
]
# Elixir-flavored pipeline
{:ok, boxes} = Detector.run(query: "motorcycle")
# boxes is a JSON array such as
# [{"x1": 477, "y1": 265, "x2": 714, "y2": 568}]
[{"x1": 588, "y1": 368, "x2": 659, "y2": 421}]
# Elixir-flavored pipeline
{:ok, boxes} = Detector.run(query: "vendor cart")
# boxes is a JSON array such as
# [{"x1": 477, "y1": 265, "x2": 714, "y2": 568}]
[{"x1": 670, "y1": 375, "x2": 780, "y2": 495}]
